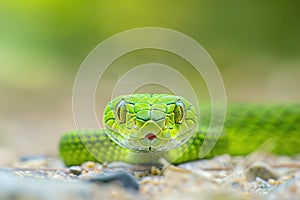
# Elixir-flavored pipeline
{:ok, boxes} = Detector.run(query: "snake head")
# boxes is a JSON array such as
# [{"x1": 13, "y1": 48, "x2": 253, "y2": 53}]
[{"x1": 104, "y1": 94, "x2": 198, "y2": 152}]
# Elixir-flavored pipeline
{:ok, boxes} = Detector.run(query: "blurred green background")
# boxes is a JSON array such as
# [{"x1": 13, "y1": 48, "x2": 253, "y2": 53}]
[{"x1": 0, "y1": 0, "x2": 299, "y2": 158}]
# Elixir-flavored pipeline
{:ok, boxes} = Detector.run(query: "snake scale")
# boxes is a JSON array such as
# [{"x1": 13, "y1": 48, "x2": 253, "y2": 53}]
[{"x1": 59, "y1": 94, "x2": 300, "y2": 166}]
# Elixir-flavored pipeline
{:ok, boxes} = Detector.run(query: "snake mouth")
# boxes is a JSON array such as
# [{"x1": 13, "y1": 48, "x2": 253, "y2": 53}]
[{"x1": 145, "y1": 133, "x2": 157, "y2": 141}]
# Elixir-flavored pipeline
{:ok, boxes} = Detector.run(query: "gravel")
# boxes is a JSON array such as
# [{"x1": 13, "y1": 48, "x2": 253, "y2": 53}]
[{"x1": 0, "y1": 152, "x2": 299, "y2": 200}]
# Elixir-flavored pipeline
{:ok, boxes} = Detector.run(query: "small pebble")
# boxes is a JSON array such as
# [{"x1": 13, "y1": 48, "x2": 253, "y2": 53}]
[
  {"x1": 151, "y1": 166, "x2": 162, "y2": 175},
  {"x1": 68, "y1": 166, "x2": 82, "y2": 176},
  {"x1": 88, "y1": 171, "x2": 139, "y2": 191},
  {"x1": 268, "y1": 178, "x2": 276, "y2": 185},
  {"x1": 82, "y1": 161, "x2": 96, "y2": 169},
  {"x1": 245, "y1": 162, "x2": 279, "y2": 181}
]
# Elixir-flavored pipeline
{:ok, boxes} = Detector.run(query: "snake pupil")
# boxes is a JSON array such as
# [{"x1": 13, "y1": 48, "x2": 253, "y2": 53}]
[
  {"x1": 116, "y1": 99, "x2": 127, "y2": 124},
  {"x1": 174, "y1": 100, "x2": 185, "y2": 124}
]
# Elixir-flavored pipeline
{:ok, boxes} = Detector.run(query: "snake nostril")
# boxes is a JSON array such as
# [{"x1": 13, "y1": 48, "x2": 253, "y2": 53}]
[
  {"x1": 132, "y1": 121, "x2": 136, "y2": 128},
  {"x1": 145, "y1": 133, "x2": 157, "y2": 141}
]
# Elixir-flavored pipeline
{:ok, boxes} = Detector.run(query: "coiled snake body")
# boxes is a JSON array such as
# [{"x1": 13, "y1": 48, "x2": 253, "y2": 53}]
[{"x1": 59, "y1": 94, "x2": 300, "y2": 166}]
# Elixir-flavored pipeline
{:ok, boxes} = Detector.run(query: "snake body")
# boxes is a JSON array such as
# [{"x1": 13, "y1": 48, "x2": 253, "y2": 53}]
[{"x1": 59, "y1": 94, "x2": 300, "y2": 166}]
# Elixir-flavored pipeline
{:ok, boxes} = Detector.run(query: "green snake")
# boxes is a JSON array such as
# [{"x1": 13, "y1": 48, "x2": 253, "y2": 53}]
[{"x1": 59, "y1": 94, "x2": 300, "y2": 166}]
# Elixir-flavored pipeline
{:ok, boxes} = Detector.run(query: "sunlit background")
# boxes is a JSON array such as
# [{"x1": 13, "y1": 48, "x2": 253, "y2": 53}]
[{"x1": 1, "y1": 1, "x2": 299, "y2": 158}]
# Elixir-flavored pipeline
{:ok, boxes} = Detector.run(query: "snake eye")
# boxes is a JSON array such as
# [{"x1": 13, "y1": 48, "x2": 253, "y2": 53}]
[
  {"x1": 174, "y1": 100, "x2": 185, "y2": 124},
  {"x1": 116, "y1": 99, "x2": 127, "y2": 124}
]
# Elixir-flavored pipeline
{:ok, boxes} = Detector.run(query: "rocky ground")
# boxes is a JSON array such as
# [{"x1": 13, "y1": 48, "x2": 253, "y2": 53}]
[{"x1": 0, "y1": 152, "x2": 299, "y2": 200}]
